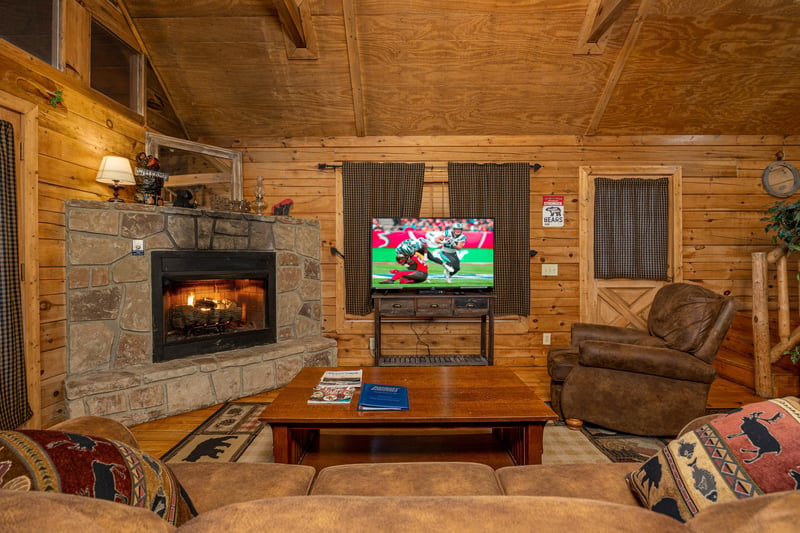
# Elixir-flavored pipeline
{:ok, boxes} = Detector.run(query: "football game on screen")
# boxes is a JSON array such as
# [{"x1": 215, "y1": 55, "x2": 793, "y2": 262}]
[{"x1": 370, "y1": 217, "x2": 494, "y2": 290}]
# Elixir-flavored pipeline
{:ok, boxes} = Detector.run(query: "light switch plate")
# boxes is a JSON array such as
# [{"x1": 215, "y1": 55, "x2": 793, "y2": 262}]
[
  {"x1": 132, "y1": 239, "x2": 144, "y2": 256},
  {"x1": 542, "y1": 333, "x2": 551, "y2": 345},
  {"x1": 542, "y1": 264, "x2": 558, "y2": 276}
]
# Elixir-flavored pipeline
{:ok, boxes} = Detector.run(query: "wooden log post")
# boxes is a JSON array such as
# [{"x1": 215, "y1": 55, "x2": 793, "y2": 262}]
[{"x1": 751, "y1": 251, "x2": 774, "y2": 397}]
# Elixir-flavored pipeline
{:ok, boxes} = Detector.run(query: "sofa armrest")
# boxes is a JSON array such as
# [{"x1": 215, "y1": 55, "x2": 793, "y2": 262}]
[
  {"x1": 578, "y1": 340, "x2": 717, "y2": 383},
  {"x1": 49, "y1": 415, "x2": 139, "y2": 448},
  {"x1": 571, "y1": 323, "x2": 652, "y2": 345}
]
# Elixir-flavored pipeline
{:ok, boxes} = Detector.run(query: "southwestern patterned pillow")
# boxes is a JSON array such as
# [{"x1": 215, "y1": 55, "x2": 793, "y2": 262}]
[
  {"x1": 626, "y1": 396, "x2": 800, "y2": 522},
  {"x1": 0, "y1": 429, "x2": 197, "y2": 526}
]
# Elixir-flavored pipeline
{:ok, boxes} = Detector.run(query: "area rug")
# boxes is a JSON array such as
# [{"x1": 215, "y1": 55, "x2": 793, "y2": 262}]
[
  {"x1": 161, "y1": 402, "x2": 273, "y2": 463},
  {"x1": 576, "y1": 408, "x2": 733, "y2": 463},
  {"x1": 578, "y1": 423, "x2": 669, "y2": 463},
  {"x1": 163, "y1": 402, "x2": 725, "y2": 465}
]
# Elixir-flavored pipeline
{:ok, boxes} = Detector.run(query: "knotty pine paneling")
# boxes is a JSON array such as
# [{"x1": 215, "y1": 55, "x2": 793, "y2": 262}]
[
  {"x1": 1, "y1": 29, "x2": 146, "y2": 426},
  {"x1": 228, "y1": 135, "x2": 798, "y2": 376}
]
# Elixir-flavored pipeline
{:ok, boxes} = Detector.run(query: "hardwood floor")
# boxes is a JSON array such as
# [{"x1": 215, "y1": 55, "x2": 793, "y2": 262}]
[{"x1": 130, "y1": 366, "x2": 764, "y2": 459}]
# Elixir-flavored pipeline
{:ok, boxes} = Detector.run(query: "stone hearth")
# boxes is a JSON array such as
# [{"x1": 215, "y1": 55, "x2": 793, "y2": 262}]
[{"x1": 63, "y1": 200, "x2": 336, "y2": 425}]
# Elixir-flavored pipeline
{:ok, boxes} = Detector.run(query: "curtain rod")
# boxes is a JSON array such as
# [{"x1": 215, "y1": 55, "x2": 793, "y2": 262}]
[{"x1": 317, "y1": 163, "x2": 542, "y2": 171}]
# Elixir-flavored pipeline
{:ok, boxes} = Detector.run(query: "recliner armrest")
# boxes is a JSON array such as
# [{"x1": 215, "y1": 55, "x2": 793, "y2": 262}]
[
  {"x1": 570, "y1": 323, "x2": 652, "y2": 345},
  {"x1": 577, "y1": 340, "x2": 718, "y2": 383}
]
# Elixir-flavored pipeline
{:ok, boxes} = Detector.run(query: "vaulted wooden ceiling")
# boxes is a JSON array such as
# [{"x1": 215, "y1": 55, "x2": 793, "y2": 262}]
[{"x1": 119, "y1": 0, "x2": 800, "y2": 142}]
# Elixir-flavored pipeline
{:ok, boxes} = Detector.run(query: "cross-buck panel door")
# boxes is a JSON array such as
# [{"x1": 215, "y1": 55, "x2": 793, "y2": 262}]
[{"x1": 578, "y1": 166, "x2": 683, "y2": 328}]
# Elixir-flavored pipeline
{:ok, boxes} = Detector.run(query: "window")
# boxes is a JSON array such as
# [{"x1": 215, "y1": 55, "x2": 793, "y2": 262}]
[
  {"x1": 91, "y1": 19, "x2": 140, "y2": 111},
  {"x1": 0, "y1": 0, "x2": 57, "y2": 65}
]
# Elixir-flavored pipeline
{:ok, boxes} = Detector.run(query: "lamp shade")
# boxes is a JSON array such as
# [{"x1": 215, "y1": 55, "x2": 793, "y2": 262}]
[{"x1": 96, "y1": 156, "x2": 135, "y2": 185}]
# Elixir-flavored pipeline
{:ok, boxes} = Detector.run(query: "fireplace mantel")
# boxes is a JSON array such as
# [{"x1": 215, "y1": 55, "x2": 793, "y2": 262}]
[{"x1": 63, "y1": 200, "x2": 336, "y2": 425}]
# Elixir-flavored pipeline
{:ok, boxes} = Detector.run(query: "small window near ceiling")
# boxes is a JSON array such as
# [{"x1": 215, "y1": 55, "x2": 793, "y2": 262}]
[
  {"x1": 91, "y1": 19, "x2": 140, "y2": 111},
  {"x1": 0, "y1": 0, "x2": 56, "y2": 65}
]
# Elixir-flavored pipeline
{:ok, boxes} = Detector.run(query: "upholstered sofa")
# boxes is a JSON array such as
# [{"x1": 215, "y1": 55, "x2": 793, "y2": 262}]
[{"x1": 2, "y1": 404, "x2": 799, "y2": 532}]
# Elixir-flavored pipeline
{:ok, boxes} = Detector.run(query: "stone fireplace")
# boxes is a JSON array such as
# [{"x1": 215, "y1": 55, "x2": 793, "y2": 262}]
[{"x1": 63, "y1": 200, "x2": 336, "y2": 425}]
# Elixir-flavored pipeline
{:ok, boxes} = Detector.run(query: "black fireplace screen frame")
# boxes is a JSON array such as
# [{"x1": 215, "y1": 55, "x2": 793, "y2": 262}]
[{"x1": 151, "y1": 250, "x2": 277, "y2": 362}]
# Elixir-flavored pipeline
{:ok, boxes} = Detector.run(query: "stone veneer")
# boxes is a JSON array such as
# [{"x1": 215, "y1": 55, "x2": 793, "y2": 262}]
[{"x1": 63, "y1": 200, "x2": 336, "y2": 425}]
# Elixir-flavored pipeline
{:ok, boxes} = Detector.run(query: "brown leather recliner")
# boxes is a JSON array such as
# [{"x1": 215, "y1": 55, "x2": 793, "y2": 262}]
[{"x1": 547, "y1": 283, "x2": 739, "y2": 436}]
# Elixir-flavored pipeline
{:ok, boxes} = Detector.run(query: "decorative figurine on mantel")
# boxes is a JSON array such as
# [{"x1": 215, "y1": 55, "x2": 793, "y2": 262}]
[
  {"x1": 134, "y1": 152, "x2": 169, "y2": 205},
  {"x1": 253, "y1": 175, "x2": 266, "y2": 214}
]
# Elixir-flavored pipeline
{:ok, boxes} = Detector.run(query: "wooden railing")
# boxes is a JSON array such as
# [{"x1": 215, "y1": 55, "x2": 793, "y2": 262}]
[{"x1": 751, "y1": 243, "x2": 799, "y2": 397}]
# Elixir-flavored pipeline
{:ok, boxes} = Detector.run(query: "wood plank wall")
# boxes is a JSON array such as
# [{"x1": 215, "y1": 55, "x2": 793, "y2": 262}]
[
  {"x1": 0, "y1": 8, "x2": 146, "y2": 426},
  {"x1": 2, "y1": 3, "x2": 798, "y2": 426},
  {"x1": 214, "y1": 135, "x2": 799, "y2": 371}
]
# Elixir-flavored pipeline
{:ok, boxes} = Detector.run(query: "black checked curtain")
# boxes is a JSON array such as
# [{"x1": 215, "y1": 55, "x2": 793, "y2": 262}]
[
  {"x1": 594, "y1": 177, "x2": 669, "y2": 280},
  {"x1": 448, "y1": 162, "x2": 530, "y2": 316},
  {"x1": 0, "y1": 120, "x2": 31, "y2": 429},
  {"x1": 343, "y1": 162, "x2": 425, "y2": 315}
]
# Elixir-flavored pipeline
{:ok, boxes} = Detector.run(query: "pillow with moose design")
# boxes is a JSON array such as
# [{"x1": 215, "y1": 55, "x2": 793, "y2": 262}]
[
  {"x1": 0, "y1": 429, "x2": 197, "y2": 526},
  {"x1": 626, "y1": 396, "x2": 800, "y2": 522}
]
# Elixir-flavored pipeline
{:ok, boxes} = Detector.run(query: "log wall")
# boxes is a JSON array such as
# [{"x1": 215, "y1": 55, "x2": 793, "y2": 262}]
[
  {"x1": 3, "y1": 2, "x2": 799, "y2": 426},
  {"x1": 216, "y1": 135, "x2": 800, "y2": 371},
  {"x1": 0, "y1": 0, "x2": 147, "y2": 427}
]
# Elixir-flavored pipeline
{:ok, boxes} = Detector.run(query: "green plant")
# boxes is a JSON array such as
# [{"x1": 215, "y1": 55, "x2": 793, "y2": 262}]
[
  {"x1": 762, "y1": 199, "x2": 800, "y2": 253},
  {"x1": 764, "y1": 201, "x2": 800, "y2": 364},
  {"x1": 49, "y1": 90, "x2": 63, "y2": 108}
]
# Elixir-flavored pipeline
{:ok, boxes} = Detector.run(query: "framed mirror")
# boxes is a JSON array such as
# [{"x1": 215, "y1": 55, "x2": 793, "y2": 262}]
[{"x1": 145, "y1": 132, "x2": 242, "y2": 208}]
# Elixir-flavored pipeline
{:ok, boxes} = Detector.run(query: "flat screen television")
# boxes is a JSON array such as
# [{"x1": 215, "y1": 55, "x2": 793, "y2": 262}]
[{"x1": 371, "y1": 217, "x2": 494, "y2": 291}]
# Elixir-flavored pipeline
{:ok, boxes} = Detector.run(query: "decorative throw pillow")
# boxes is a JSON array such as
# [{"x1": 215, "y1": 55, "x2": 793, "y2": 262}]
[
  {"x1": 0, "y1": 429, "x2": 197, "y2": 526},
  {"x1": 626, "y1": 396, "x2": 800, "y2": 522}
]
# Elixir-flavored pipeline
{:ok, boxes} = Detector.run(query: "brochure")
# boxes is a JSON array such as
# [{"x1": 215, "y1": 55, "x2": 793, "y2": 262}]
[
  {"x1": 357, "y1": 383, "x2": 409, "y2": 411},
  {"x1": 318, "y1": 369, "x2": 363, "y2": 387}
]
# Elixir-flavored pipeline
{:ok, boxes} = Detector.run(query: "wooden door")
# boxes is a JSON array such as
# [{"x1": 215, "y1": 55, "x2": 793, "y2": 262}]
[
  {"x1": 578, "y1": 166, "x2": 683, "y2": 328},
  {"x1": 0, "y1": 92, "x2": 40, "y2": 428}
]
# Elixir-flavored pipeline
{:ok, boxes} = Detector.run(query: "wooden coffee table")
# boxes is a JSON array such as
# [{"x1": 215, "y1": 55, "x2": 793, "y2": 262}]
[{"x1": 259, "y1": 366, "x2": 557, "y2": 465}]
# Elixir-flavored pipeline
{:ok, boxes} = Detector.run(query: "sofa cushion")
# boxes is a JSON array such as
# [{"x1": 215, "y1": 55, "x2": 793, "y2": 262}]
[
  {"x1": 0, "y1": 429, "x2": 197, "y2": 526},
  {"x1": 169, "y1": 462, "x2": 315, "y2": 512},
  {"x1": 175, "y1": 495, "x2": 687, "y2": 533},
  {"x1": 647, "y1": 283, "x2": 723, "y2": 358},
  {"x1": 311, "y1": 462, "x2": 502, "y2": 496},
  {"x1": 497, "y1": 463, "x2": 640, "y2": 506},
  {"x1": 626, "y1": 396, "x2": 800, "y2": 523}
]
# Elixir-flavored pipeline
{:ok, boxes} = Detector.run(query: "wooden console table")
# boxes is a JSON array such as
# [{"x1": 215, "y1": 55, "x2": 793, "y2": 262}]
[{"x1": 372, "y1": 292, "x2": 494, "y2": 366}]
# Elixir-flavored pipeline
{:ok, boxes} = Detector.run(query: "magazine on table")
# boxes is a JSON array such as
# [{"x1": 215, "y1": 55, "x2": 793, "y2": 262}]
[
  {"x1": 318, "y1": 369, "x2": 363, "y2": 387},
  {"x1": 357, "y1": 383, "x2": 409, "y2": 411},
  {"x1": 307, "y1": 369, "x2": 363, "y2": 404}
]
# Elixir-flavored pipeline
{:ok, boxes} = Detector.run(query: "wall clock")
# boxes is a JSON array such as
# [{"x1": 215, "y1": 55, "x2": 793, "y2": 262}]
[{"x1": 762, "y1": 152, "x2": 800, "y2": 198}]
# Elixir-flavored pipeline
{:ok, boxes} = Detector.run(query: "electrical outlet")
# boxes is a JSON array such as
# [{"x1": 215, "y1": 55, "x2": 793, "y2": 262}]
[
  {"x1": 369, "y1": 337, "x2": 375, "y2": 351},
  {"x1": 541, "y1": 264, "x2": 558, "y2": 276},
  {"x1": 542, "y1": 333, "x2": 551, "y2": 345}
]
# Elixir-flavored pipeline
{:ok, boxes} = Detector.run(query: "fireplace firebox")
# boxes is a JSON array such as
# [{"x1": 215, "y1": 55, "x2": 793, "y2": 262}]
[{"x1": 151, "y1": 251, "x2": 277, "y2": 362}]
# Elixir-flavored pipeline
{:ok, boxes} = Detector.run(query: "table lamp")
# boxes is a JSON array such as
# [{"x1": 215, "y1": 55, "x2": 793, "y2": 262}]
[{"x1": 96, "y1": 155, "x2": 135, "y2": 202}]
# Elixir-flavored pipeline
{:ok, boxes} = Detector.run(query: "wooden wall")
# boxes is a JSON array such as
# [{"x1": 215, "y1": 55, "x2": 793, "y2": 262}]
[
  {"x1": 218, "y1": 135, "x2": 799, "y2": 371},
  {"x1": 0, "y1": 0, "x2": 146, "y2": 427},
  {"x1": 2, "y1": 1, "x2": 798, "y2": 427}
]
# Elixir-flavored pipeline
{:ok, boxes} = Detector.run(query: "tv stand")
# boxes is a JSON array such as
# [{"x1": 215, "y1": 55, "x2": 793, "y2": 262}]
[{"x1": 372, "y1": 293, "x2": 494, "y2": 367}]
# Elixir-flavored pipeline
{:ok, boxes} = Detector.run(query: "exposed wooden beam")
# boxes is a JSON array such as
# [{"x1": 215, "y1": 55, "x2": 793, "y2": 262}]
[
  {"x1": 586, "y1": 0, "x2": 653, "y2": 134},
  {"x1": 342, "y1": 0, "x2": 366, "y2": 136},
  {"x1": 273, "y1": 0, "x2": 307, "y2": 48},
  {"x1": 575, "y1": 0, "x2": 635, "y2": 55},
  {"x1": 588, "y1": 0, "x2": 636, "y2": 43},
  {"x1": 273, "y1": 0, "x2": 318, "y2": 59}
]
